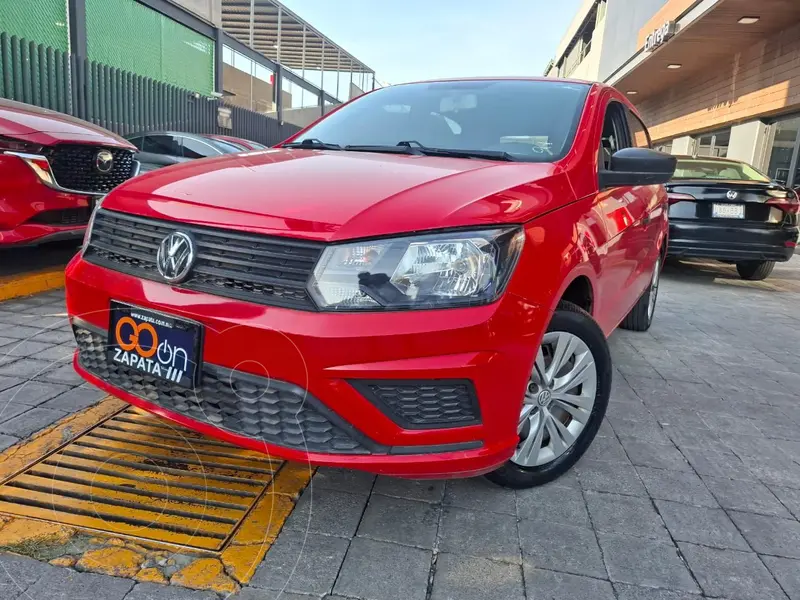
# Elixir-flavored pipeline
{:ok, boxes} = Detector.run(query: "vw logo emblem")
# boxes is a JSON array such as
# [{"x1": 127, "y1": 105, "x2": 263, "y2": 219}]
[
  {"x1": 156, "y1": 232, "x2": 196, "y2": 283},
  {"x1": 536, "y1": 389, "x2": 552, "y2": 407},
  {"x1": 94, "y1": 149, "x2": 114, "y2": 174},
  {"x1": 726, "y1": 190, "x2": 738, "y2": 200}
]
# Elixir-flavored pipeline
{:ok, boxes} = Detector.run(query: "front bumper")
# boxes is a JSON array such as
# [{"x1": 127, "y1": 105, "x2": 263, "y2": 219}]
[
  {"x1": 66, "y1": 256, "x2": 546, "y2": 479},
  {"x1": 668, "y1": 220, "x2": 798, "y2": 262},
  {"x1": 0, "y1": 153, "x2": 95, "y2": 246}
]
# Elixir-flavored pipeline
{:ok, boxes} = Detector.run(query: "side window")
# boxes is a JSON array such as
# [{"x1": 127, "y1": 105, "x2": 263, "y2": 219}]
[
  {"x1": 127, "y1": 136, "x2": 144, "y2": 150},
  {"x1": 142, "y1": 135, "x2": 180, "y2": 156},
  {"x1": 181, "y1": 137, "x2": 219, "y2": 159},
  {"x1": 626, "y1": 110, "x2": 651, "y2": 148},
  {"x1": 599, "y1": 102, "x2": 630, "y2": 170}
]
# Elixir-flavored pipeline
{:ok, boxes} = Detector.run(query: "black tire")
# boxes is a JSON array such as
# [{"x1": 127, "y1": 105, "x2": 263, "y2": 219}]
[
  {"x1": 736, "y1": 260, "x2": 775, "y2": 281},
  {"x1": 620, "y1": 258, "x2": 661, "y2": 332},
  {"x1": 485, "y1": 301, "x2": 612, "y2": 489}
]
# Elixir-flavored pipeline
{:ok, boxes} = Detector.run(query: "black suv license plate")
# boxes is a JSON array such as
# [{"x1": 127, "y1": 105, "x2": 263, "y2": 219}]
[{"x1": 107, "y1": 301, "x2": 202, "y2": 388}]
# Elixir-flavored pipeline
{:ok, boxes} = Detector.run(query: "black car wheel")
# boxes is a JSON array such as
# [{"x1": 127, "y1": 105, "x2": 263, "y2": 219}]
[
  {"x1": 486, "y1": 301, "x2": 611, "y2": 489},
  {"x1": 736, "y1": 260, "x2": 775, "y2": 281},
  {"x1": 620, "y1": 257, "x2": 661, "y2": 332}
]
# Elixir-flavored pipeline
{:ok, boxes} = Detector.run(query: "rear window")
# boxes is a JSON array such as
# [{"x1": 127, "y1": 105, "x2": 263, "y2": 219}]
[
  {"x1": 293, "y1": 79, "x2": 591, "y2": 162},
  {"x1": 674, "y1": 159, "x2": 770, "y2": 182}
]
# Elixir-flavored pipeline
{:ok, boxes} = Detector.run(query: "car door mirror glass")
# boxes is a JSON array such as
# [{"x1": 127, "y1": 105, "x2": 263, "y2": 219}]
[{"x1": 600, "y1": 147, "x2": 677, "y2": 189}]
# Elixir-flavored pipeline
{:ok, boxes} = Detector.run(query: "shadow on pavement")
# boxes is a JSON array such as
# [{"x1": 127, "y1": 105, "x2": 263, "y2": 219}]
[{"x1": 0, "y1": 241, "x2": 81, "y2": 277}]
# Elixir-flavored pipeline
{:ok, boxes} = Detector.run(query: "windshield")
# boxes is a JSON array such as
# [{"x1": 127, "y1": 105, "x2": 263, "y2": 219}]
[
  {"x1": 673, "y1": 159, "x2": 771, "y2": 182},
  {"x1": 291, "y1": 80, "x2": 591, "y2": 162}
]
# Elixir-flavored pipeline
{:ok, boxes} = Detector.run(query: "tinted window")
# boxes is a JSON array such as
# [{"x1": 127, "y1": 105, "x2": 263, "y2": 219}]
[
  {"x1": 181, "y1": 137, "x2": 220, "y2": 159},
  {"x1": 294, "y1": 80, "x2": 591, "y2": 162},
  {"x1": 142, "y1": 135, "x2": 181, "y2": 156},
  {"x1": 673, "y1": 159, "x2": 770, "y2": 182},
  {"x1": 127, "y1": 136, "x2": 144, "y2": 150},
  {"x1": 626, "y1": 111, "x2": 651, "y2": 148},
  {"x1": 247, "y1": 141, "x2": 267, "y2": 150}
]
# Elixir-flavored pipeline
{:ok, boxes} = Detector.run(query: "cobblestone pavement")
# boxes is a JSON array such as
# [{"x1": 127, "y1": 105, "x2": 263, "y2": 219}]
[{"x1": 0, "y1": 257, "x2": 799, "y2": 599}]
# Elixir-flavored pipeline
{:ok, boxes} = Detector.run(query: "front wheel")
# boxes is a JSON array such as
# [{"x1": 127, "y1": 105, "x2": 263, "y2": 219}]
[
  {"x1": 736, "y1": 260, "x2": 775, "y2": 281},
  {"x1": 485, "y1": 302, "x2": 611, "y2": 489}
]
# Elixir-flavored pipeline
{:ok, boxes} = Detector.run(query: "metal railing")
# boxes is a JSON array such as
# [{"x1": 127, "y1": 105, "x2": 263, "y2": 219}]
[{"x1": 0, "y1": 33, "x2": 301, "y2": 147}]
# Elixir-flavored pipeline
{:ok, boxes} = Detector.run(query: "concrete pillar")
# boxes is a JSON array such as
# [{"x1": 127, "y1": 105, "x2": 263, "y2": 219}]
[
  {"x1": 671, "y1": 136, "x2": 693, "y2": 156},
  {"x1": 727, "y1": 120, "x2": 768, "y2": 167}
]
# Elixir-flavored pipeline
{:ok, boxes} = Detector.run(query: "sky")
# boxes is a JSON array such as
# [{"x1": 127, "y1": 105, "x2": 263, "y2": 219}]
[{"x1": 280, "y1": 0, "x2": 583, "y2": 85}]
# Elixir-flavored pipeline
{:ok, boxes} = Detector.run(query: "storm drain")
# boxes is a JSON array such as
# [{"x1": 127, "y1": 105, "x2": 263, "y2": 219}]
[{"x1": 0, "y1": 407, "x2": 282, "y2": 550}]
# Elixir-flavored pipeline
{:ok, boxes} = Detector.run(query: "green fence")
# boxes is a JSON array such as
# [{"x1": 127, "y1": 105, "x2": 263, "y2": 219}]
[
  {"x1": 86, "y1": 0, "x2": 215, "y2": 96},
  {"x1": 0, "y1": 34, "x2": 300, "y2": 146}
]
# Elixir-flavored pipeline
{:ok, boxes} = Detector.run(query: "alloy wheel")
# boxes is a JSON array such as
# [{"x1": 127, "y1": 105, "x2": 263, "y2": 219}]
[{"x1": 512, "y1": 331, "x2": 597, "y2": 468}]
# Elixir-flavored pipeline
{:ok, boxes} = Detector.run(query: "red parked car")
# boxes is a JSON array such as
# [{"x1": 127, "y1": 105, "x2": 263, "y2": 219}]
[
  {"x1": 66, "y1": 79, "x2": 675, "y2": 488},
  {"x1": 0, "y1": 99, "x2": 139, "y2": 246}
]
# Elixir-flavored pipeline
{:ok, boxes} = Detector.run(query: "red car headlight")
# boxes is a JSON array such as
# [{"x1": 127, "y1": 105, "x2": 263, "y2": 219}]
[
  {"x1": 1, "y1": 136, "x2": 55, "y2": 186},
  {"x1": 0, "y1": 135, "x2": 43, "y2": 154},
  {"x1": 309, "y1": 227, "x2": 525, "y2": 311}
]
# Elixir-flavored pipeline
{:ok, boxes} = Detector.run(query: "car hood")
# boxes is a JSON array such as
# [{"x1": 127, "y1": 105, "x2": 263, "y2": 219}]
[
  {"x1": 0, "y1": 98, "x2": 134, "y2": 149},
  {"x1": 104, "y1": 149, "x2": 574, "y2": 241}
]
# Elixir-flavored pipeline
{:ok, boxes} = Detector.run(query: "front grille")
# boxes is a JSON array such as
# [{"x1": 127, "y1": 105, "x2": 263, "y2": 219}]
[
  {"x1": 75, "y1": 326, "x2": 380, "y2": 454},
  {"x1": 351, "y1": 380, "x2": 481, "y2": 429},
  {"x1": 29, "y1": 207, "x2": 92, "y2": 226},
  {"x1": 45, "y1": 144, "x2": 135, "y2": 194},
  {"x1": 84, "y1": 209, "x2": 323, "y2": 310}
]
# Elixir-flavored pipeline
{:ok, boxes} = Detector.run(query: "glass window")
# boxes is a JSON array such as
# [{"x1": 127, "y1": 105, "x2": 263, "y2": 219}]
[
  {"x1": 254, "y1": 64, "x2": 273, "y2": 83},
  {"x1": 598, "y1": 103, "x2": 630, "y2": 170},
  {"x1": 233, "y1": 51, "x2": 252, "y2": 74},
  {"x1": 673, "y1": 158, "x2": 770, "y2": 182},
  {"x1": 142, "y1": 135, "x2": 180, "y2": 156},
  {"x1": 294, "y1": 80, "x2": 591, "y2": 162},
  {"x1": 694, "y1": 129, "x2": 730, "y2": 158},
  {"x1": 654, "y1": 140, "x2": 673, "y2": 154},
  {"x1": 766, "y1": 116, "x2": 800, "y2": 186},
  {"x1": 626, "y1": 110, "x2": 651, "y2": 148},
  {"x1": 222, "y1": 45, "x2": 234, "y2": 66},
  {"x1": 181, "y1": 137, "x2": 220, "y2": 159},
  {"x1": 127, "y1": 136, "x2": 144, "y2": 150}
]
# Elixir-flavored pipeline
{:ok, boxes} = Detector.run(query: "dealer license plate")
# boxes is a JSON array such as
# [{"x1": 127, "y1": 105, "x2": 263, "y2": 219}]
[
  {"x1": 712, "y1": 203, "x2": 745, "y2": 219},
  {"x1": 107, "y1": 301, "x2": 202, "y2": 388}
]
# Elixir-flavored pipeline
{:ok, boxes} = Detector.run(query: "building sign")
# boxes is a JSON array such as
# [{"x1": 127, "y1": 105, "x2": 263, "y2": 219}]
[{"x1": 644, "y1": 21, "x2": 677, "y2": 52}]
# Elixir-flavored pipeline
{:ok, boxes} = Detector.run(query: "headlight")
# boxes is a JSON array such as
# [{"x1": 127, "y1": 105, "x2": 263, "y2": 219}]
[
  {"x1": 81, "y1": 195, "x2": 105, "y2": 256},
  {"x1": 0, "y1": 135, "x2": 43, "y2": 153},
  {"x1": 309, "y1": 227, "x2": 524, "y2": 311}
]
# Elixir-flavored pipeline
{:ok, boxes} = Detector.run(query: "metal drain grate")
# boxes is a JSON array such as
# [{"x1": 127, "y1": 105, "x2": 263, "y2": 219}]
[{"x1": 0, "y1": 407, "x2": 281, "y2": 550}]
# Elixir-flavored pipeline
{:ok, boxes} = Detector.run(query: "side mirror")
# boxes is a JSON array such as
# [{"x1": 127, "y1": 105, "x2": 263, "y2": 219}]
[{"x1": 600, "y1": 147, "x2": 677, "y2": 189}]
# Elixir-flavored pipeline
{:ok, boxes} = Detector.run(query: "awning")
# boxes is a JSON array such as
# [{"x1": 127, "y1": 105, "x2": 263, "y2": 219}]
[{"x1": 221, "y1": 0, "x2": 373, "y2": 74}]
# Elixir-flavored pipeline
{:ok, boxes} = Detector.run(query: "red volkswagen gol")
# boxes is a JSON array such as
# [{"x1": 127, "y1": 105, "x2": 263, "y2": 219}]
[
  {"x1": 0, "y1": 99, "x2": 138, "y2": 246},
  {"x1": 66, "y1": 79, "x2": 676, "y2": 488}
]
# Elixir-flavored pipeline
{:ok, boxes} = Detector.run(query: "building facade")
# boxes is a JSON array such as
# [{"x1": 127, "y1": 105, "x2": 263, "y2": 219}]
[
  {"x1": 548, "y1": 0, "x2": 800, "y2": 188},
  {"x1": 1, "y1": 0, "x2": 375, "y2": 127}
]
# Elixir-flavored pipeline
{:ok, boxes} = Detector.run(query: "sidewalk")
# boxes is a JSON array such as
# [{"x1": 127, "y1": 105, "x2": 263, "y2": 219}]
[{"x1": 0, "y1": 258, "x2": 799, "y2": 599}]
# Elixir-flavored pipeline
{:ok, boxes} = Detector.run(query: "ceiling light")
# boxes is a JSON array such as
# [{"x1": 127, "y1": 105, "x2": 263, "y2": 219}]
[
  {"x1": 738, "y1": 16, "x2": 760, "y2": 24},
  {"x1": 667, "y1": 64, "x2": 682, "y2": 69},
  {"x1": 626, "y1": 91, "x2": 638, "y2": 95}
]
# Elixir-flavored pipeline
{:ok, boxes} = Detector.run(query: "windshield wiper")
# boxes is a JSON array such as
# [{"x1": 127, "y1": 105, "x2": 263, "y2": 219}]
[
  {"x1": 415, "y1": 147, "x2": 518, "y2": 162},
  {"x1": 343, "y1": 141, "x2": 516, "y2": 162},
  {"x1": 283, "y1": 138, "x2": 342, "y2": 150},
  {"x1": 344, "y1": 143, "x2": 423, "y2": 156}
]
